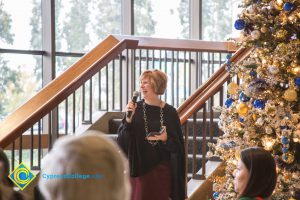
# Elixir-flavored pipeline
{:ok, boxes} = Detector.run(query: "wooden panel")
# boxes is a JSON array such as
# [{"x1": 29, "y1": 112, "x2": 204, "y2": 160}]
[{"x1": 4, "y1": 134, "x2": 68, "y2": 150}]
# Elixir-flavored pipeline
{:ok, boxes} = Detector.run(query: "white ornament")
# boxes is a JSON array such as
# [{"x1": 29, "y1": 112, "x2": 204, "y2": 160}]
[
  {"x1": 268, "y1": 65, "x2": 280, "y2": 75},
  {"x1": 251, "y1": 30, "x2": 261, "y2": 40}
]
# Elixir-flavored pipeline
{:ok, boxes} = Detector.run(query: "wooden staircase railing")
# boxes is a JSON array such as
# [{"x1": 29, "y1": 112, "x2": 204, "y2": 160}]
[
  {"x1": 0, "y1": 35, "x2": 138, "y2": 148},
  {"x1": 177, "y1": 47, "x2": 251, "y2": 124}
]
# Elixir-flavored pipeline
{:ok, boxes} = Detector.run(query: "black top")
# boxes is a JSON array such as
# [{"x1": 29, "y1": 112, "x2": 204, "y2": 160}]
[{"x1": 117, "y1": 100, "x2": 186, "y2": 200}]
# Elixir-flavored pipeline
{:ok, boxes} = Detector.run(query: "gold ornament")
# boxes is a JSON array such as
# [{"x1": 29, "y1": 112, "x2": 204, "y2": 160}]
[
  {"x1": 260, "y1": 26, "x2": 268, "y2": 33},
  {"x1": 237, "y1": 103, "x2": 249, "y2": 116},
  {"x1": 235, "y1": 149, "x2": 241, "y2": 160},
  {"x1": 283, "y1": 173, "x2": 292, "y2": 181},
  {"x1": 262, "y1": 136, "x2": 275, "y2": 151},
  {"x1": 282, "y1": 153, "x2": 295, "y2": 164},
  {"x1": 275, "y1": 29, "x2": 288, "y2": 39},
  {"x1": 228, "y1": 82, "x2": 239, "y2": 95},
  {"x1": 278, "y1": 13, "x2": 288, "y2": 25},
  {"x1": 238, "y1": 72, "x2": 243, "y2": 79},
  {"x1": 252, "y1": 114, "x2": 257, "y2": 121},
  {"x1": 276, "y1": 43, "x2": 288, "y2": 54},
  {"x1": 276, "y1": 0, "x2": 283, "y2": 6},
  {"x1": 283, "y1": 89, "x2": 297, "y2": 102},
  {"x1": 293, "y1": 129, "x2": 300, "y2": 143},
  {"x1": 274, "y1": 1, "x2": 283, "y2": 10},
  {"x1": 265, "y1": 126, "x2": 273, "y2": 134},
  {"x1": 291, "y1": 66, "x2": 300, "y2": 76},
  {"x1": 288, "y1": 15, "x2": 297, "y2": 23}
]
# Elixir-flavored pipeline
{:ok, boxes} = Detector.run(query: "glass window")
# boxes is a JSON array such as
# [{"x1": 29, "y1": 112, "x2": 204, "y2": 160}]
[
  {"x1": 55, "y1": 56, "x2": 81, "y2": 77},
  {"x1": 202, "y1": 0, "x2": 240, "y2": 41},
  {"x1": 0, "y1": 0, "x2": 42, "y2": 50},
  {"x1": 55, "y1": 0, "x2": 121, "y2": 53},
  {"x1": 0, "y1": 54, "x2": 42, "y2": 120},
  {"x1": 134, "y1": 0, "x2": 190, "y2": 39}
]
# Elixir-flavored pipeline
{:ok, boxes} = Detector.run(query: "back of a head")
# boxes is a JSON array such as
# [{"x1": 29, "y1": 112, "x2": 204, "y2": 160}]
[
  {"x1": 39, "y1": 131, "x2": 130, "y2": 200},
  {"x1": 240, "y1": 147, "x2": 277, "y2": 198}
]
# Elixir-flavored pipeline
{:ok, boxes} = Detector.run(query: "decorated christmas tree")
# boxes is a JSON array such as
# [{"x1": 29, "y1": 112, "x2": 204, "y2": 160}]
[{"x1": 212, "y1": 0, "x2": 300, "y2": 199}]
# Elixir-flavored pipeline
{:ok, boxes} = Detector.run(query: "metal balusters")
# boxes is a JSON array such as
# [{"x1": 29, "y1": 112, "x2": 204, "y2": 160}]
[
  {"x1": 11, "y1": 141, "x2": 15, "y2": 170},
  {"x1": 164, "y1": 50, "x2": 168, "y2": 103},
  {"x1": 72, "y1": 92, "x2": 76, "y2": 133},
  {"x1": 119, "y1": 54, "x2": 123, "y2": 111},
  {"x1": 65, "y1": 99, "x2": 68, "y2": 135},
  {"x1": 30, "y1": 126, "x2": 34, "y2": 169},
  {"x1": 38, "y1": 120, "x2": 41, "y2": 169},
  {"x1": 112, "y1": 60, "x2": 115, "y2": 110},
  {"x1": 106, "y1": 65, "x2": 109, "y2": 111},
  {"x1": 209, "y1": 96, "x2": 214, "y2": 143},
  {"x1": 171, "y1": 51, "x2": 175, "y2": 106},
  {"x1": 176, "y1": 51, "x2": 179, "y2": 107},
  {"x1": 89, "y1": 79, "x2": 93, "y2": 122},
  {"x1": 19, "y1": 134, "x2": 23, "y2": 164},
  {"x1": 188, "y1": 52, "x2": 192, "y2": 97},
  {"x1": 201, "y1": 103, "x2": 207, "y2": 178},
  {"x1": 192, "y1": 112, "x2": 197, "y2": 179}
]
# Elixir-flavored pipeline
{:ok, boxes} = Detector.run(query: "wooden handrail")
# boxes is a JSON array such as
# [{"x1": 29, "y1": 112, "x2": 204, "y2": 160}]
[
  {"x1": 177, "y1": 47, "x2": 252, "y2": 124},
  {"x1": 0, "y1": 35, "x2": 138, "y2": 148},
  {"x1": 114, "y1": 35, "x2": 238, "y2": 52}
]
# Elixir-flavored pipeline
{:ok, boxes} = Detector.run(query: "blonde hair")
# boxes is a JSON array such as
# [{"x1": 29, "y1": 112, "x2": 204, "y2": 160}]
[
  {"x1": 39, "y1": 131, "x2": 130, "y2": 200},
  {"x1": 140, "y1": 69, "x2": 168, "y2": 95}
]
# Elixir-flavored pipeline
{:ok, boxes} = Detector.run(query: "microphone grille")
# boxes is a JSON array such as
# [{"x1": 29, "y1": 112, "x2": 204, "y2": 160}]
[{"x1": 133, "y1": 91, "x2": 140, "y2": 97}]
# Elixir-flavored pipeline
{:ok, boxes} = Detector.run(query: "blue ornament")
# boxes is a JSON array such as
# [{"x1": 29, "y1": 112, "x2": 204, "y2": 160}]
[
  {"x1": 213, "y1": 192, "x2": 219, "y2": 199},
  {"x1": 234, "y1": 19, "x2": 246, "y2": 30},
  {"x1": 253, "y1": 99, "x2": 265, "y2": 109},
  {"x1": 283, "y1": 2, "x2": 294, "y2": 11},
  {"x1": 226, "y1": 54, "x2": 232, "y2": 59},
  {"x1": 282, "y1": 147, "x2": 289, "y2": 153},
  {"x1": 295, "y1": 77, "x2": 300, "y2": 86},
  {"x1": 239, "y1": 92, "x2": 250, "y2": 102},
  {"x1": 250, "y1": 70, "x2": 257, "y2": 77},
  {"x1": 281, "y1": 137, "x2": 289, "y2": 145},
  {"x1": 225, "y1": 98, "x2": 234, "y2": 108},
  {"x1": 239, "y1": 117, "x2": 245, "y2": 122},
  {"x1": 226, "y1": 60, "x2": 231, "y2": 66}
]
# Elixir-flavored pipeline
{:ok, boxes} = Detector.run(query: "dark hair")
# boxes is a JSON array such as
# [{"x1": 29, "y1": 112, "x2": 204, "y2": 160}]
[
  {"x1": 0, "y1": 149, "x2": 13, "y2": 187},
  {"x1": 240, "y1": 147, "x2": 277, "y2": 198}
]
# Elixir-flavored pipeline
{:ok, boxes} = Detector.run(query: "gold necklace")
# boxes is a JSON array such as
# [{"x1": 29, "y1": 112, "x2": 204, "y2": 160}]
[{"x1": 143, "y1": 101, "x2": 164, "y2": 146}]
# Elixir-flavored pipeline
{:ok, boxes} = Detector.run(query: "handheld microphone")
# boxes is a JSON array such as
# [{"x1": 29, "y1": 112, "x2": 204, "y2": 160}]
[{"x1": 127, "y1": 91, "x2": 140, "y2": 118}]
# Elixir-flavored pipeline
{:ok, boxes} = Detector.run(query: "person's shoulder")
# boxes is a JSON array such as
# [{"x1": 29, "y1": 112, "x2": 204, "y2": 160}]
[{"x1": 164, "y1": 103, "x2": 178, "y2": 114}]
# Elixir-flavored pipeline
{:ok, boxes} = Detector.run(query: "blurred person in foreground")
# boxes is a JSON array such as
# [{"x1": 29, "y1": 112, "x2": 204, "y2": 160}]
[{"x1": 38, "y1": 131, "x2": 131, "y2": 200}]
